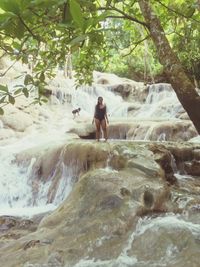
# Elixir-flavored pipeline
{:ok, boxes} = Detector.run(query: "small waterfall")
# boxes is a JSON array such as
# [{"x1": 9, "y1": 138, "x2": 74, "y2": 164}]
[
  {"x1": 71, "y1": 84, "x2": 129, "y2": 117},
  {"x1": 144, "y1": 125, "x2": 155, "y2": 140},
  {"x1": 0, "y1": 143, "x2": 75, "y2": 217},
  {"x1": 0, "y1": 147, "x2": 35, "y2": 216},
  {"x1": 135, "y1": 83, "x2": 184, "y2": 119},
  {"x1": 157, "y1": 132, "x2": 166, "y2": 141},
  {"x1": 49, "y1": 73, "x2": 129, "y2": 118},
  {"x1": 170, "y1": 153, "x2": 178, "y2": 173}
]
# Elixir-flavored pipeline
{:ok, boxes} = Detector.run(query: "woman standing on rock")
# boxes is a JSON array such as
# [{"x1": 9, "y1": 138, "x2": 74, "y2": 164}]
[{"x1": 92, "y1": 96, "x2": 109, "y2": 141}]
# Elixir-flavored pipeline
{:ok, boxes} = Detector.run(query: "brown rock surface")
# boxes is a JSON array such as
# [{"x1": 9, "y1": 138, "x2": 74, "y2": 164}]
[{"x1": 1, "y1": 141, "x2": 200, "y2": 267}]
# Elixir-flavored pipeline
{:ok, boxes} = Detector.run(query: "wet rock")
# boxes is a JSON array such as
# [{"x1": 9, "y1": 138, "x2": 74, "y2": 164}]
[
  {"x1": 149, "y1": 144, "x2": 177, "y2": 184},
  {"x1": 143, "y1": 190, "x2": 154, "y2": 209},
  {"x1": 110, "y1": 83, "x2": 132, "y2": 98},
  {"x1": 1, "y1": 141, "x2": 200, "y2": 267},
  {"x1": 193, "y1": 149, "x2": 200, "y2": 160},
  {"x1": 184, "y1": 160, "x2": 200, "y2": 176},
  {"x1": 0, "y1": 216, "x2": 18, "y2": 231},
  {"x1": 47, "y1": 251, "x2": 64, "y2": 266},
  {"x1": 23, "y1": 240, "x2": 40, "y2": 250},
  {"x1": 99, "y1": 195, "x2": 123, "y2": 210},
  {"x1": 120, "y1": 187, "x2": 131, "y2": 197},
  {"x1": 170, "y1": 146, "x2": 193, "y2": 162},
  {"x1": 1, "y1": 109, "x2": 33, "y2": 132}
]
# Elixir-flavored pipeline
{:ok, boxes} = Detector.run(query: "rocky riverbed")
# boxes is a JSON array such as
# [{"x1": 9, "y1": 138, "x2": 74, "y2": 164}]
[{"x1": 1, "y1": 140, "x2": 200, "y2": 267}]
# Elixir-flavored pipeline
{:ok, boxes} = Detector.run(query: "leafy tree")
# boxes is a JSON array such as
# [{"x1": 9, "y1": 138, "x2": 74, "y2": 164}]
[{"x1": 0, "y1": 0, "x2": 200, "y2": 134}]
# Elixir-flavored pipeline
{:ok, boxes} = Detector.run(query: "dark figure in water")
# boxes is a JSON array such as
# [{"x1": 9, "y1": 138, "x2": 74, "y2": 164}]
[{"x1": 92, "y1": 96, "x2": 109, "y2": 141}]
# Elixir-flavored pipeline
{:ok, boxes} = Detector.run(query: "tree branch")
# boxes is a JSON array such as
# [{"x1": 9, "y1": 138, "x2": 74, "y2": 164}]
[
  {"x1": 122, "y1": 35, "x2": 150, "y2": 57},
  {"x1": 0, "y1": 93, "x2": 27, "y2": 109},
  {"x1": 18, "y1": 15, "x2": 39, "y2": 39},
  {"x1": 0, "y1": 52, "x2": 7, "y2": 60},
  {"x1": 98, "y1": 6, "x2": 149, "y2": 28},
  {"x1": 155, "y1": 0, "x2": 200, "y2": 23},
  {"x1": 0, "y1": 60, "x2": 18, "y2": 77}
]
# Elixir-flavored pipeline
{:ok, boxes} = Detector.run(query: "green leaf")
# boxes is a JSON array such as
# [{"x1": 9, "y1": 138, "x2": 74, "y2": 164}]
[
  {"x1": 12, "y1": 41, "x2": 21, "y2": 50},
  {"x1": 39, "y1": 72, "x2": 45, "y2": 82},
  {"x1": 0, "y1": 84, "x2": 8, "y2": 92},
  {"x1": 15, "y1": 18, "x2": 25, "y2": 39},
  {"x1": 31, "y1": 100, "x2": 39, "y2": 105},
  {"x1": 106, "y1": 0, "x2": 112, "y2": 7},
  {"x1": 41, "y1": 97, "x2": 48, "y2": 103},
  {"x1": 14, "y1": 88, "x2": 22, "y2": 95},
  {"x1": 0, "y1": 12, "x2": 16, "y2": 24},
  {"x1": 14, "y1": 84, "x2": 24, "y2": 87},
  {"x1": 24, "y1": 74, "x2": 33, "y2": 85},
  {"x1": 62, "y1": 2, "x2": 72, "y2": 23},
  {"x1": 0, "y1": 0, "x2": 20, "y2": 14},
  {"x1": 0, "y1": 107, "x2": 4, "y2": 115},
  {"x1": 8, "y1": 94, "x2": 15, "y2": 104},
  {"x1": 70, "y1": 34, "x2": 87, "y2": 45},
  {"x1": 38, "y1": 85, "x2": 44, "y2": 94},
  {"x1": 30, "y1": 0, "x2": 57, "y2": 6},
  {"x1": 14, "y1": 73, "x2": 25, "y2": 79},
  {"x1": 0, "y1": 95, "x2": 6, "y2": 104},
  {"x1": 22, "y1": 87, "x2": 29, "y2": 98},
  {"x1": 69, "y1": 0, "x2": 84, "y2": 30}
]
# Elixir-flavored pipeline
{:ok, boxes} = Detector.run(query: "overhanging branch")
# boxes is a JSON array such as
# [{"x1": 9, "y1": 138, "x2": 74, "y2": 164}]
[
  {"x1": 18, "y1": 15, "x2": 39, "y2": 40},
  {"x1": 99, "y1": 6, "x2": 149, "y2": 29},
  {"x1": 122, "y1": 35, "x2": 150, "y2": 57},
  {"x1": 155, "y1": 0, "x2": 200, "y2": 23}
]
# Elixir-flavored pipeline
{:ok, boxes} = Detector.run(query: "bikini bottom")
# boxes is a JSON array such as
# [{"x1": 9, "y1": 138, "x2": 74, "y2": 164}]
[{"x1": 95, "y1": 117, "x2": 105, "y2": 123}]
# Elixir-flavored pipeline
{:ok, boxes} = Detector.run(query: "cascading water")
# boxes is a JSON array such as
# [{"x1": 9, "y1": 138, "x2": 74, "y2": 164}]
[
  {"x1": 0, "y1": 118, "x2": 76, "y2": 217},
  {"x1": 0, "y1": 68, "x2": 198, "y2": 217},
  {"x1": 51, "y1": 71, "x2": 129, "y2": 118},
  {"x1": 135, "y1": 83, "x2": 184, "y2": 119},
  {"x1": 1, "y1": 61, "x2": 200, "y2": 267},
  {"x1": 73, "y1": 214, "x2": 200, "y2": 267},
  {"x1": 71, "y1": 84, "x2": 129, "y2": 117}
]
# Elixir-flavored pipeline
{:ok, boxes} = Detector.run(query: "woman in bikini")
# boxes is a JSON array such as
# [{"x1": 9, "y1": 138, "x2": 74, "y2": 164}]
[{"x1": 92, "y1": 96, "x2": 109, "y2": 141}]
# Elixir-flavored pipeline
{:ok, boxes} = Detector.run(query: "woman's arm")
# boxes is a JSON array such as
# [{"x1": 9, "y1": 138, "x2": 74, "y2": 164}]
[{"x1": 104, "y1": 105, "x2": 109, "y2": 124}]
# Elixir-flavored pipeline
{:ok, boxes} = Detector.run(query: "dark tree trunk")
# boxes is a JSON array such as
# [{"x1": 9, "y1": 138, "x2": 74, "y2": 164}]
[{"x1": 138, "y1": 0, "x2": 200, "y2": 134}]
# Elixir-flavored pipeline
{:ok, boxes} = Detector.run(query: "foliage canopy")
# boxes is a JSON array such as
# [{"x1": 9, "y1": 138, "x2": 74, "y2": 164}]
[{"x1": 0, "y1": 0, "x2": 200, "y2": 114}]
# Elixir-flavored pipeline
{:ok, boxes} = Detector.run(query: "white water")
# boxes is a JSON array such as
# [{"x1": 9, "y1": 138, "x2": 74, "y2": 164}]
[
  {"x1": 0, "y1": 104, "x2": 76, "y2": 216},
  {"x1": 0, "y1": 65, "x2": 199, "y2": 217},
  {"x1": 135, "y1": 83, "x2": 184, "y2": 119},
  {"x1": 73, "y1": 214, "x2": 200, "y2": 267},
  {"x1": 0, "y1": 69, "x2": 132, "y2": 217}
]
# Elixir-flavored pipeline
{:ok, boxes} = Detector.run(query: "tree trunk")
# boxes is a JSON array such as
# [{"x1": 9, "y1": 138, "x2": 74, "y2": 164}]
[{"x1": 138, "y1": 0, "x2": 200, "y2": 134}]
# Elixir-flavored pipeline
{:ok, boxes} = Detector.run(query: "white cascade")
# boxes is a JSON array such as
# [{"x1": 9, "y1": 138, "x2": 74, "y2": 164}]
[{"x1": 135, "y1": 83, "x2": 184, "y2": 119}]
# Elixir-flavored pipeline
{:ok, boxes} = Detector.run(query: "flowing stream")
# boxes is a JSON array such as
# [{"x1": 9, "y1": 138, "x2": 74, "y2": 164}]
[
  {"x1": 0, "y1": 71, "x2": 198, "y2": 217},
  {"x1": 1, "y1": 66, "x2": 200, "y2": 267}
]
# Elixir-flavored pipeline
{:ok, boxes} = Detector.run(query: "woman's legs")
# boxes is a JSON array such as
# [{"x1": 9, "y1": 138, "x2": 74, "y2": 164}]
[
  {"x1": 101, "y1": 119, "x2": 108, "y2": 141},
  {"x1": 95, "y1": 119, "x2": 101, "y2": 141}
]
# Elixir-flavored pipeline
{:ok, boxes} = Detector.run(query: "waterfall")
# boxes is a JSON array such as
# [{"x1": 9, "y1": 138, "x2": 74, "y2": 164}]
[
  {"x1": 0, "y1": 61, "x2": 198, "y2": 217},
  {"x1": 135, "y1": 83, "x2": 184, "y2": 119},
  {"x1": 0, "y1": 138, "x2": 79, "y2": 217},
  {"x1": 50, "y1": 73, "x2": 129, "y2": 118}
]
